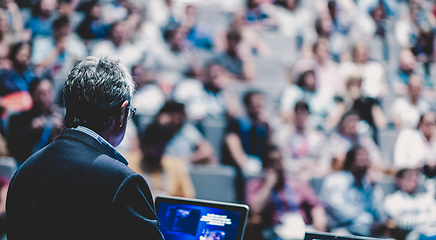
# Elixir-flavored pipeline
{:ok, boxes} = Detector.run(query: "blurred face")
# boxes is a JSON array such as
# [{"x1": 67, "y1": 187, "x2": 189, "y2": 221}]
[
  {"x1": 342, "y1": 114, "x2": 359, "y2": 137},
  {"x1": 353, "y1": 45, "x2": 368, "y2": 64},
  {"x1": 408, "y1": 76, "x2": 422, "y2": 101},
  {"x1": 420, "y1": 112, "x2": 436, "y2": 140},
  {"x1": 0, "y1": 16, "x2": 8, "y2": 34},
  {"x1": 40, "y1": 0, "x2": 57, "y2": 15},
  {"x1": 90, "y1": 4, "x2": 101, "y2": 19},
  {"x1": 170, "y1": 112, "x2": 185, "y2": 131},
  {"x1": 351, "y1": 148, "x2": 371, "y2": 178},
  {"x1": 14, "y1": 44, "x2": 31, "y2": 66},
  {"x1": 347, "y1": 78, "x2": 363, "y2": 100},
  {"x1": 32, "y1": 80, "x2": 54, "y2": 113},
  {"x1": 132, "y1": 65, "x2": 154, "y2": 87},
  {"x1": 207, "y1": 64, "x2": 229, "y2": 91},
  {"x1": 185, "y1": 5, "x2": 196, "y2": 19},
  {"x1": 371, "y1": 5, "x2": 385, "y2": 22},
  {"x1": 286, "y1": 0, "x2": 298, "y2": 11},
  {"x1": 53, "y1": 25, "x2": 70, "y2": 41},
  {"x1": 111, "y1": 23, "x2": 125, "y2": 47},
  {"x1": 315, "y1": 39, "x2": 330, "y2": 61},
  {"x1": 227, "y1": 37, "x2": 240, "y2": 53},
  {"x1": 303, "y1": 72, "x2": 316, "y2": 91},
  {"x1": 400, "y1": 49, "x2": 416, "y2": 71},
  {"x1": 397, "y1": 169, "x2": 419, "y2": 195},
  {"x1": 319, "y1": 14, "x2": 333, "y2": 36},
  {"x1": 170, "y1": 28, "x2": 186, "y2": 51},
  {"x1": 266, "y1": 150, "x2": 284, "y2": 172},
  {"x1": 246, "y1": 94, "x2": 263, "y2": 120},
  {"x1": 295, "y1": 109, "x2": 309, "y2": 129}
]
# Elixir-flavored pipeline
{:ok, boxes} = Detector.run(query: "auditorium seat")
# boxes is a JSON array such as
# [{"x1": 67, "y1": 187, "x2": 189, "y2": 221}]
[
  {"x1": 189, "y1": 164, "x2": 237, "y2": 203},
  {"x1": 200, "y1": 117, "x2": 227, "y2": 162},
  {"x1": 378, "y1": 128, "x2": 399, "y2": 168}
]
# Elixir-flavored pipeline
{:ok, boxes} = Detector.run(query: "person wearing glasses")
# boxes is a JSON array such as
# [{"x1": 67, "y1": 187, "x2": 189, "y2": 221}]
[
  {"x1": 6, "y1": 56, "x2": 163, "y2": 240},
  {"x1": 394, "y1": 111, "x2": 436, "y2": 178}
]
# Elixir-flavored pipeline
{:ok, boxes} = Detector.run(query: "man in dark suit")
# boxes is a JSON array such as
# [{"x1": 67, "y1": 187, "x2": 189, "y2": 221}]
[{"x1": 6, "y1": 56, "x2": 164, "y2": 240}]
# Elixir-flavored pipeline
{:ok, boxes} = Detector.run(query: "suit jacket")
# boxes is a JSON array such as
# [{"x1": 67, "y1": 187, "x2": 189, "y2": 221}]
[{"x1": 6, "y1": 128, "x2": 164, "y2": 240}]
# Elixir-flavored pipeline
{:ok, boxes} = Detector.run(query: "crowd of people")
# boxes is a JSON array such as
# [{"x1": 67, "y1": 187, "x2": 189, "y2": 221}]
[{"x1": 1, "y1": 0, "x2": 436, "y2": 239}]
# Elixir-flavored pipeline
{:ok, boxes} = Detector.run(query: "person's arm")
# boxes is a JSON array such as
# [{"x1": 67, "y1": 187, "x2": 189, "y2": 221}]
[
  {"x1": 247, "y1": 170, "x2": 277, "y2": 214},
  {"x1": 190, "y1": 140, "x2": 217, "y2": 164},
  {"x1": 372, "y1": 105, "x2": 387, "y2": 129},
  {"x1": 225, "y1": 133, "x2": 247, "y2": 168},
  {"x1": 111, "y1": 173, "x2": 164, "y2": 240},
  {"x1": 35, "y1": 38, "x2": 66, "y2": 70}
]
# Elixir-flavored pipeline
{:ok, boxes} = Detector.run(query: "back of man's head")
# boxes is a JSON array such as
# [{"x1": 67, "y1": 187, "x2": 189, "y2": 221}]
[{"x1": 63, "y1": 56, "x2": 135, "y2": 133}]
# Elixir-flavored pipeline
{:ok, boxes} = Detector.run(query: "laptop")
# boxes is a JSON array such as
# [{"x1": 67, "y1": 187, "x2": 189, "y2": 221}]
[{"x1": 155, "y1": 196, "x2": 249, "y2": 240}]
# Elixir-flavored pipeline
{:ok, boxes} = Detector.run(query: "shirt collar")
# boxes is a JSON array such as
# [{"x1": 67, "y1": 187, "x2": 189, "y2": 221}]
[{"x1": 73, "y1": 126, "x2": 129, "y2": 165}]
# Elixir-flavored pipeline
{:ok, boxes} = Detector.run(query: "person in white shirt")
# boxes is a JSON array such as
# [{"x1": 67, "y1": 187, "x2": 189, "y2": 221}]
[
  {"x1": 390, "y1": 75, "x2": 430, "y2": 130},
  {"x1": 91, "y1": 21, "x2": 143, "y2": 72},
  {"x1": 384, "y1": 168, "x2": 436, "y2": 240},
  {"x1": 393, "y1": 112, "x2": 436, "y2": 174}
]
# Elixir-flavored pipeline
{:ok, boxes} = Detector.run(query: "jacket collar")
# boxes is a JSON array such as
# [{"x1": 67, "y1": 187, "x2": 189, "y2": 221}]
[{"x1": 55, "y1": 128, "x2": 129, "y2": 165}]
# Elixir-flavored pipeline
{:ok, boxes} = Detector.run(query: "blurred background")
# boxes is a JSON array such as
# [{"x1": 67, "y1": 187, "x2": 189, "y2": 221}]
[{"x1": 2, "y1": 0, "x2": 436, "y2": 239}]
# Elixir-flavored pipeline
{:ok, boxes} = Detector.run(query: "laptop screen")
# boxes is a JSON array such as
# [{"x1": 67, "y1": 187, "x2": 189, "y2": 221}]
[{"x1": 155, "y1": 196, "x2": 249, "y2": 240}]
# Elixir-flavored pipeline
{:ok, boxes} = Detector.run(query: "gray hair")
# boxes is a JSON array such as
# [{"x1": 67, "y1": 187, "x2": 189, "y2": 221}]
[{"x1": 63, "y1": 56, "x2": 135, "y2": 132}]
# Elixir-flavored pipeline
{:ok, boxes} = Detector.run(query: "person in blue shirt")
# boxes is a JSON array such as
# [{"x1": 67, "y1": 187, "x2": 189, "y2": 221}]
[{"x1": 320, "y1": 145, "x2": 387, "y2": 236}]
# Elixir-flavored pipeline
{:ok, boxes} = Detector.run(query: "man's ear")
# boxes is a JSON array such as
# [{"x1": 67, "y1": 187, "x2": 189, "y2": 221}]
[{"x1": 119, "y1": 101, "x2": 129, "y2": 128}]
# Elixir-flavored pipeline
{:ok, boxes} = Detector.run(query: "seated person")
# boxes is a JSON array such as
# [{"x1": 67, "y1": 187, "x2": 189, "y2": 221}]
[
  {"x1": 31, "y1": 16, "x2": 87, "y2": 82},
  {"x1": 390, "y1": 75, "x2": 430, "y2": 130},
  {"x1": 246, "y1": 145, "x2": 327, "y2": 240},
  {"x1": 172, "y1": 62, "x2": 242, "y2": 121},
  {"x1": 76, "y1": 0, "x2": 108, "y2": 40},
  {"x1": 394, "y1": 112, "x2": 436, "y2": 176},
  {"x1": 329, "y1": 110, "x2": 383, "y2": 171},
  {"x1": 0, "y1": 42, "x2": 35, "y2": 118},
  {"x1": 335, "y1": 74, "x2": 387, "y2": 145},
  {"x1": 130, "y1": 64, "x2": 165, "y2": 118},
  {"x1": 146, "y1": 26, "x2": 201, "y2": 91},
  {"x1": 384, "y1": 168, "x2": 436, "y2": 240},
  {"x1": 91, "y1": 21, "x2": 142, "y2": 72},
  {"x1": 320, "y1": 145, "x2": 387, "y2": 236},
  {"x1": 392, "y1": 48, "x2": 422, "y2": 95},
  {"x1": 139, "y1": 101, "x2": 213, "y2": 197},
  {"x1": 223, "y1": 90, "x2": 271, "y2": 175},
  {"x1": 26, "y1": 0, "x2": 57, "y2": 38},
  {"x1": 8, "y1": 78, "x2": 63, "y2": 164},
  {"x1": 211, "y1": 29, "x2": 255, "y2": 81},
  {"x1": 276, "y1": 101, "x2": 331, "y2": 181},
  {"x1": 279, "y1": 70, "x2": 337, "y2": 128}
]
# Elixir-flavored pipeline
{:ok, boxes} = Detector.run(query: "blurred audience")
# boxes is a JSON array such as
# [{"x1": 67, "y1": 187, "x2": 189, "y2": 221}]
[
  {"x1": 390, "y1": 75, "x2": 429, "y2": 129},
  {"x1": 8, "y1": 78, "x2": 63, "y2": 164},
  {"x1": 335, "y1": 74, "x2": 387, "y2": 144},
  {"x1": 172, "y1": 62, "x2": 241, "y2": 121},
  {"x1": 76, "y1": 0, "x2": 108, "y2": 40},
  {"x1": 320, "y1": 145, "x2": 387, "y2": 236},
  {"x1": 147, "y1": 25, "x2": 201, "y2": 92},
  {"x1": 329, "y1": 110, "x2": 383, "y2": 171},
  {"x1": 340, "y1": 42, "x2": 387, "y2": 99},
  {"x1": 142, "y1": 101, "x2": 217, "y2": 166},
  {"x1": 392, "y1": 48, "x2": 421, "y2": 95},
  {"x1": 312, "y1": 37, "x2": 344, "y2": 98},
  {"x1": 384, "y1": 168, "x2": 436, "y2": 240},
  {"x1": 211, "y1": 29, "x2": 255, "y2": 81},
  {"x1": 393, "y1": 112, "x2": 436, "y2": 175},
  {"x1": 279, "y1": 69, "x2": 337, "y2": 129},
  {"x1": 26, "y1": 0, "x2": 57, "y2": 38},
  {"x1": 31, "y1": 15, "x2": 86, "y2": 83},
  {"x1": 246, "y1": 145, "x2": 327, "y2": 240},
  {"x1": 130, "y1": 64, "x2": 165, "y2": 118},
  {"x1": 276, "y1": 101, "x2": 331, "y2": 181},
  {"x1": 0, "y1": 42, "x2": 34, "y2": 118},
  {"x1": 223, "y1": 90, "x2": 271, "y2": 175},
  {"x1": 91, "y1": 21, "x2": 142, "y2": 72}
]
